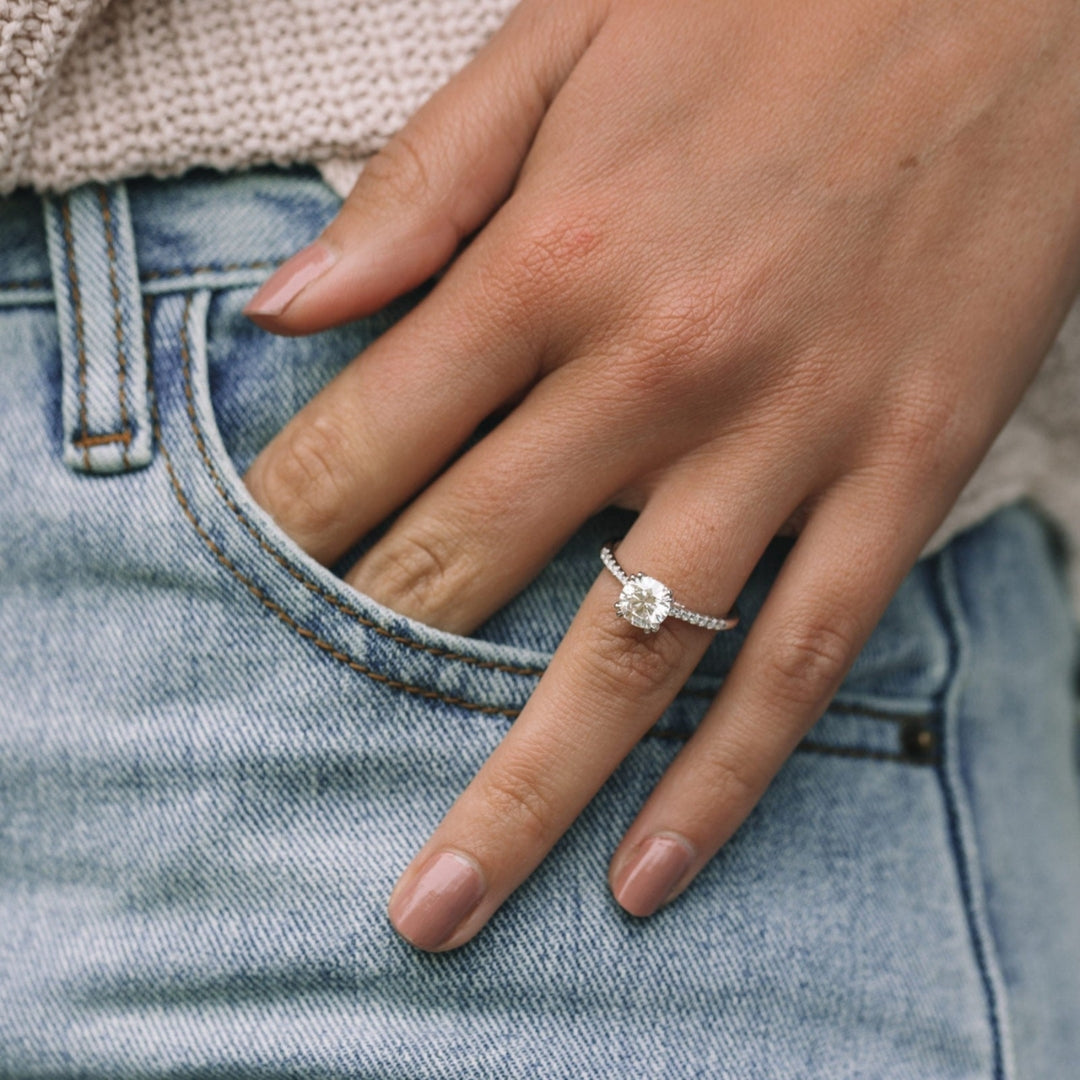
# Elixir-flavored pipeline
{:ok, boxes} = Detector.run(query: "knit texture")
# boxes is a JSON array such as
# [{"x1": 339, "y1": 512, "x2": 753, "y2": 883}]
[
  {"x1": 0, "y1": 0, "x2": 515, "y2": 196},
  {"x1": 2, "y1": 0, "x2": 1078, "y2": 610}
]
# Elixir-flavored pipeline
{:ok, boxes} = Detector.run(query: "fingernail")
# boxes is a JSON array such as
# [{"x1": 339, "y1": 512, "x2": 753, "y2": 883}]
[
  {"x1": 243, "y1": 239, "x2": 338, "y2": 317},
  {"x1": 388, "y1": 851, "x2": 485, "y2": 951},
  {"x1": 613, "y1": 834, "x2": 695, "y2": 918}
]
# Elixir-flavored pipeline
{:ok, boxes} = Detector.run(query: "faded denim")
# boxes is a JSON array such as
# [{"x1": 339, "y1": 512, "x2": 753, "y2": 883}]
[{"x1": 1, "y1": 163, "x2": 1079, "y2": 1079}]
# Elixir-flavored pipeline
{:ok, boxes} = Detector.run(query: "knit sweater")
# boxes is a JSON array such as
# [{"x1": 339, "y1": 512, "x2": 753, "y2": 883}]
[{"x1": 3, "y1": 0, "x2": 1079, "y2": 612}]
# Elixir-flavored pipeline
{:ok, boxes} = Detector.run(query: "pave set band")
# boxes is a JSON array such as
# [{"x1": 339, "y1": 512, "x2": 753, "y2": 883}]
[{"x1": 600, "y1": 539, "x2": 740, "y2": 634}]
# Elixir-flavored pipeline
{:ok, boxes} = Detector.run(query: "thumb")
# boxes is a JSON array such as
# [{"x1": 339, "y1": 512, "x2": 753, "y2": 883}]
[{"x1": 243, "y1": 0, "x2": 607, "y2": 335}]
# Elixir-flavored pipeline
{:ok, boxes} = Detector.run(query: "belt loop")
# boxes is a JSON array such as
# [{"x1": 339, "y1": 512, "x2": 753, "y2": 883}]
[{"x1": 42, "y1": 181, "x2": 153, "y2": 474}]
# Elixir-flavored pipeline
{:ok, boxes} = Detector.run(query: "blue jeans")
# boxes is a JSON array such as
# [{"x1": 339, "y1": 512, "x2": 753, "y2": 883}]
[{"x1": 1, "y1": 163, "x2": 1078, "y2": 1079}]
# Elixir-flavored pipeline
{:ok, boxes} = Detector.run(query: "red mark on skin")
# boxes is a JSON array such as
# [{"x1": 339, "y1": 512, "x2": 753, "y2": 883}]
[
  {"x1": 516, "y1": 214, "x2": 602, "y2": 284},
  {"x1": 569, "y1": 227, "x2": 598, "y2": 254}
]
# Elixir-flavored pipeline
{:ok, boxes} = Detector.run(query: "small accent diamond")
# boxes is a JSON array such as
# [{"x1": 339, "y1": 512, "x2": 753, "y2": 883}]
[{"x1": 615, "y1": 573, "x2": 673, "y2": 633}]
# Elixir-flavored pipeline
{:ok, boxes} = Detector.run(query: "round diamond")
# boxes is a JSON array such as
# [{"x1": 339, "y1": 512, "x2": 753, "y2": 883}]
[{"x1": 615, "y1": 573, "x2": 673, "y2": 633}]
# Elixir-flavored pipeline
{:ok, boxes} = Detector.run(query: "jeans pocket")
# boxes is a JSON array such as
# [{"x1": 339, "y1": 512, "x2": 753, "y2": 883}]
[{"x1": 147, "y1": 284, "x2": 554, "y2": 723}]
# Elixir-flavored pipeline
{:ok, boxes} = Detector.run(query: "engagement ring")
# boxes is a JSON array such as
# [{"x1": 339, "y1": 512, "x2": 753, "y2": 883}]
[{"x1": 600, "y1": 539, "x2": 740, "y2": 634}]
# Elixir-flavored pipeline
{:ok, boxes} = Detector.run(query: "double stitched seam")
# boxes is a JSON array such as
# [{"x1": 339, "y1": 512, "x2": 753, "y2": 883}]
[
  {"x1": 682, "y1": 684, "x2": 934, "y2": 726},
  {"x1": 144, "y1": 294, "x2": 521, "y2": 719},
  {"x1": 174, "y1": 291, "x2": 546, "y2": 679},
  {"x1": 934, "y1": 547, "x2": 1010, "y2": 1079},
  {"x1": 0, "y1": 277, "x2": 50, "y2": 291},
  {"x1": 142, "y1": 260, "x2": 280, "y2": 281},
  {"x1": 58, "y1": 196, "x2": 91, "y2": 470},
  {"x1": 97, "y1": 185, "x2": 131, "y2": 468}
]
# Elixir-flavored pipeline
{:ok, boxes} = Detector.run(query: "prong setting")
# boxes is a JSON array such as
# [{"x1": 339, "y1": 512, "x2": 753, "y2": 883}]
[
  {"x1": 600, "y1": 539, "x2": 740, "y2": 634},
  {"x1": 615, "y1": 573, "x2": 673, "y2": 633}
]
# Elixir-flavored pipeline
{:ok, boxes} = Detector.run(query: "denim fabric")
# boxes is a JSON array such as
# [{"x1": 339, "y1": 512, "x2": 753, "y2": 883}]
[{"x1": 1, "y1": 163, "x2": 1078, "y2": 1079}]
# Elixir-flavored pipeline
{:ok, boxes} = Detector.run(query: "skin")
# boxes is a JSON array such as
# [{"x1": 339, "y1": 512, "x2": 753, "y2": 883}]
[{"x1": 240, "y1": 0, "x2": 1080, "y2": 950}]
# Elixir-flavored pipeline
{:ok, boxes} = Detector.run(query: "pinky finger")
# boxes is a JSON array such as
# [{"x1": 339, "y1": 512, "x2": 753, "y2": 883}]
[{"x1": 607, "y1": 483, "x2": 936, "y2": 916}]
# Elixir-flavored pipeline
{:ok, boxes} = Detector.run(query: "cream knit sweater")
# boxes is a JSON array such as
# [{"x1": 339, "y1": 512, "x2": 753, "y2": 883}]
[{"x1": 3, "y1": 0, "x2": 1079, "y2": 611}]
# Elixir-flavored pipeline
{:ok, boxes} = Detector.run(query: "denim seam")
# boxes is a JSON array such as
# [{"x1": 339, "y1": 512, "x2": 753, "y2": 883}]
[
  {"x1": 796, "y1": 738, "x2": 935, "y2": 765},
  {"x1": 146, "y1": 303, "x2": 523, "y2": 720},
  {"x1": 58, "y1": 194, "x2": 91, "y2": 470},
  {"x1": 680, "y1": 686, "x2": 934, "y2": 726},
  {"x1": 171, "y1": 289, "x2": 548, "y2": 680},
  {"x1": 97, "y1": 184, "x2": 132, "y2": 469},
  {"x1": 0, "y1": 276, "x2": 51, "y2": 291},
  {"x1": 0, "y1": 261, "x2": 280, "y2": 297},
  {"x1": 935, "y1": 545, "x2": 1016, "y2": 1080},
  {"x1": 142, "y1": 260, "x2": 280, "y2": 281}
]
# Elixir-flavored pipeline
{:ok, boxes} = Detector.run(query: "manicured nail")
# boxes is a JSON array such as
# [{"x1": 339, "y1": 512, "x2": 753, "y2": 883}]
[
  {"x1": 613, "y1": 834, "x2": 695, "y2": 917},
  {"x1": 388, "y1": 851, "x2": 485, "y2": 951},
  {"x1": 243, "y1": 239, "x2": 338, "y2": 317}
]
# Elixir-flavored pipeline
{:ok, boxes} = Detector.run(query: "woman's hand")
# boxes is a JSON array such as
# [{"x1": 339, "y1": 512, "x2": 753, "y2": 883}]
[{"x1": 240, "y1": 0, "x2": 1080, "y2": 950}]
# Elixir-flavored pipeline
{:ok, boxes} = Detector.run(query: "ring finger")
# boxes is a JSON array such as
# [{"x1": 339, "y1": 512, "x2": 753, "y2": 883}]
[{"x1": 383, "y1": 464, "x2": 814, "y2": 951}]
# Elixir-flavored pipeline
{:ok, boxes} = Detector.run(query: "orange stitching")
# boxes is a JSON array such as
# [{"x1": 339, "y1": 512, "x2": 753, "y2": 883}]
[
  {"x1": 59, "y1": 197, "x2": 90, "y2": 470},
  {"x1": 97, "y1": 186, "x2": 131, "y2": 469},
  {"x1": 145, "y1": 296, "x2": 519, "y2": 719},
  {"x1": 72, "y1": 432, "x2": 132, "y2": 449},
  {"x1": 0, "y1": 277, "x2": 50, "y2": 291},
  {"x1": 174, "y1": 291, "x2": 548, "y2": 679},
  {"x1": 679, "y1": 682, "x2": 933, "y2": 725},
  {"x1": 142, "y1": 260, "x2": 279, "y2": 281}
]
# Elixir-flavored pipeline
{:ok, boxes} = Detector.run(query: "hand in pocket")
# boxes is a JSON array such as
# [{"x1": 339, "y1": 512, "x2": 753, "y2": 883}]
[{"x1": 240, "y1": 0, "x2": 1080, "y2": 948}]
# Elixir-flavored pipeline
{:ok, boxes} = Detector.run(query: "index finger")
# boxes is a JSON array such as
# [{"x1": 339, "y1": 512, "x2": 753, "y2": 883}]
[{"x1": 384, "y1": 488, "x2": 783, "y2": 952}]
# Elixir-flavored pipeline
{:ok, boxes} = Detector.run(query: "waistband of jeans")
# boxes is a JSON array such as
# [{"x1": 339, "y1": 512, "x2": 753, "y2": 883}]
[{"x1": 0, "y1": 163, "x2": 337, "y2": 303}]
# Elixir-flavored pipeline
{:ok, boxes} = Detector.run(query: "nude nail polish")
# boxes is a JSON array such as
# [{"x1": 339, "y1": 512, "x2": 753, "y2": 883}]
[
  {"x1": 613, "y1": 834, "x2": 694, "y2": 918},
  {"x1": 388, "y1": 851, "x2": 485, "y2": 951},
  {"x1": 243, "y1": 239, "x2": 338, "y2": 317}
]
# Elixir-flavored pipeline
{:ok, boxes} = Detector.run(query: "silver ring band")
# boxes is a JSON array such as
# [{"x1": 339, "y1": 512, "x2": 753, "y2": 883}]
[{"x1": 600, "y1": 539, "x2": 740, "y2": 634}]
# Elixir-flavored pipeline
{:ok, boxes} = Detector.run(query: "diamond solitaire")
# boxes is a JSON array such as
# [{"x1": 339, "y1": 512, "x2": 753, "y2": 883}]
[
  {"x1": 600, "y1": 539, "x2": 741, "y2": 634},
  {"x1": 615, "y1": 574, "x2": 673, "y2": 633}
]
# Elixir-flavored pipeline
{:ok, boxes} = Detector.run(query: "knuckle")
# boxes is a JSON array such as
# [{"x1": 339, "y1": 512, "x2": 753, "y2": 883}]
[
  {"x1": 480, "y1": 761, "x2": 559, "y2": 848},
  {"x1": 250, "y1": 414, "x2": 353, "y2": 542},
  {"x1": 890, "y1": 394, "x2": 961, "y2": 458},
  {"x1": 695, "y1": 740, "x2": 762, "y2": 813},
  {"x1": 604, "y1": 283, "x2": 737, "y2": 414},
  {"x1": 764, "y1": 608, "x2": 859, "y2": 710},
  {"x1": 361, "y1": 523, "x2": 469, "y2": 622},
  {"x1": 642, "y1": 284, "x2": 728, "y2": 367},
  {"x1": 508, "y1": 203, "x2": 604, "y2": 300},
  {"x1": 355, "y1": 128, "x2": 435, "y2": 209},
  {"x1": 875, "y1": 369, "x2": 982, "y2": 478},
  {"x1": 578, "y1": 616, "x2": 686, "y2": 700}
]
